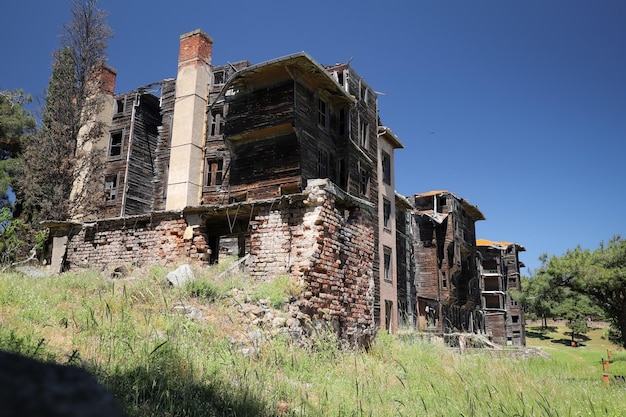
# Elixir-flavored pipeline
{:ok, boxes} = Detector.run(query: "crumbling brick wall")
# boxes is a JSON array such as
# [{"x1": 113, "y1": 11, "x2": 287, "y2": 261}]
[
  {"x1": 51, "y1": 180, "x2": 376, "y2": 347},
  {"x1": 62, "y1": 214, "x2": 209, "y2": 271},
  {"x1": 247, "y1": 180, "x2": 376, "y2": 347}
]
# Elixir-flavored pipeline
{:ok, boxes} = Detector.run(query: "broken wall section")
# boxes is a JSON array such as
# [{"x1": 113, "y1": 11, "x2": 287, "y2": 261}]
[
  {"x1": 246, "y1": 179, "x2": 377, "y2": 347},
  {"x1": 48, "y1": 213, "x2": 209, "y2": 272}
]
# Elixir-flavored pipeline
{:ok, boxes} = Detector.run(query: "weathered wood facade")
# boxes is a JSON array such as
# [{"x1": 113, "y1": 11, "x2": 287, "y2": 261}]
[
  {"x1": 48, "y1": 28, "x2": 529, "y2": 346},
  {"x1": 101, "y1": 80, "x2": 176, "y2": 218},
  {"x1": 412, "y1": 191, "x2": 485, "y2": 333},
  {"x1": 476, "y1": 240, "x2": 527, "y2": 346}
]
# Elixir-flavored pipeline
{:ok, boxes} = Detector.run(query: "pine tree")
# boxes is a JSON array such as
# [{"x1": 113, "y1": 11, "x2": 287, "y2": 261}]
[
  {"x1": 21, "y1": 0, "x2": 112, "y2": 223},
  {"x1": 0, "y1": 90, "x2": 35, "y2": 210}
]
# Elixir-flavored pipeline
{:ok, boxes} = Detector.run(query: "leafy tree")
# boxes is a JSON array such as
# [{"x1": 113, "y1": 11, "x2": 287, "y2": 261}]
[
  {"x1": 0, "y1": 90, "x2": 36, "y2": 210},
  {"x1": 513, "y1": 255, "x2": 604, "y2": 332},
  {"x1": 21, "y1": 0, "x2": 112, "y2": 223},
  {"x1": 540, "y1": 236, "x2": 626, "y2": 348},
  {"x1": 512, "y1": 273, "x2": 559, "y2": 329}
]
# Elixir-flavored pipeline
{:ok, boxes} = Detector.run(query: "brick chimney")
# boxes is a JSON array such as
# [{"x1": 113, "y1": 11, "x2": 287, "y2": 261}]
[
  {"x1": 166, "y1": 29, "x2": 213, "y2": 210},
  {"x1": 94, "y1": 64, "x2": 117, "y2": 95}
]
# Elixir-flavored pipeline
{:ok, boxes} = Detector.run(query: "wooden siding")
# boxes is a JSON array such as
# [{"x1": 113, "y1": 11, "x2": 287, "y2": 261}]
[
  {"x1": 152, "y1": 79, "x2": 176, "y2": 211},
  {"x1": 225, "y1": 81, "x2": 295, "y2": 140},
  {"x1": 124, "y1": 94, "x2": 162, "y2": 216}
]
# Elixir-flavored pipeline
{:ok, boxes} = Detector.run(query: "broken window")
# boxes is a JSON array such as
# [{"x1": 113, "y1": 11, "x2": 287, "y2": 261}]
[
  {"x1": 210, "y1": 108, "x2": 224, "y2": 136},
  {"x1": 382, "y1": 151, "x2": 391, "y2": 184},
  {"x1": 104, "y1": 173, "x2": 118, "y2": 202},
  {"x1": 359, "y1": 119, "x2": 369, "y2": 149},
  {"x1": 359, "y1": 80, "x2": 368, "y2": 103},
  {"x1": 338, "y1": 158, "x2": 347, "y2": 188},
  {"x1": 484, "y1": 294, "x2": 501, "y2": 309},
  {"x1": 482, "y1": 259, "x2": 498, "y2": 273},
  {"x1": 383, "y1": 198, "x2": 391, "y2": 231},
  {"x1": 383, "y1": 246, "x2": 392, "y2": 283},
  {"x1": 109, "y1": 131, "x2": 123, "y2": 159},
  {"x1": 317, "y1": 149, "x2": 328, "y2": 178},
  {"x1": 115, "y1": 98, "x2": 125, "y2": 114},
  {"x1": 205, "y1": 159, "x2": 224, "y2": 186},
  {"x1": 338, "y1": 108, "x2": 347, "y2": 136},
  {"x1": 359, "y1": 166, "x2": 369, "y2": 197},
  {"x1": 318, "y1": 98, "x2": 328, "y2": 129},
  {"x1": 213, "y1": 70, "x2": 225, "y2": 86}
]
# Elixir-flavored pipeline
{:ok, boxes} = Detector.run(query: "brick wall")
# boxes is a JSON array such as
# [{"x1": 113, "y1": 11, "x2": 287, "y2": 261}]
[
  {"x1": 51, "y1": 180, "x2": 376, "y2": 347},
  {"x1": 247, "y1": 180, "x2": 377, "y2": 347},
  {"x1": 62, "y1": 214, "x2": 209, "y2": 271}
]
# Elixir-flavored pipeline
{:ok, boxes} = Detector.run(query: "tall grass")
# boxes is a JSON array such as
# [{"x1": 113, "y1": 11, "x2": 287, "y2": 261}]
[{"x1": 1, "y1": 264, "x2": 625, "y2": 416}]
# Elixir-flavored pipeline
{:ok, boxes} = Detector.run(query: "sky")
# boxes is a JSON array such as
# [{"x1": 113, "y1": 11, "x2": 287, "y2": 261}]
[{"x1": 1, "y1": 1, "x2": 625, "y2": 273}]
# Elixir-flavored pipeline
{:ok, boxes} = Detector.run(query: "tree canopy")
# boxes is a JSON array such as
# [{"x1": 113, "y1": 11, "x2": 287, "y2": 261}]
[
  {"x1": 527, "y1": 236, "x2": 626, "y2": 347},
  {"x1": 21, "y1": 0, "x2": 112, "y2": 223},
  {"x1": 0, "y1": 90, "x2": 36, "y2": 210}
]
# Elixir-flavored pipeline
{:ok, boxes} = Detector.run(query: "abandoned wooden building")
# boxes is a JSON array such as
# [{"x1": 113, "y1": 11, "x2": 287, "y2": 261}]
[
  {"x1": 476, "y1": 239, "x2": 526, "y2": 346},
  {"x1": 411, "y1": 190, "x2": 485, "y2": 334},
  {"x1": 43, "y1": 29, "x2": 526, "y2": 347}
]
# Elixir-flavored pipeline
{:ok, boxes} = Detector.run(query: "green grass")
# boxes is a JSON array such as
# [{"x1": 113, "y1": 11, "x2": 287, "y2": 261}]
[
  {"x1": 1, "y1": 263, "x2": 626, "y2": 416},
  {"x1": 526, "y1": 323, "x2": 626, "y2": 379}
]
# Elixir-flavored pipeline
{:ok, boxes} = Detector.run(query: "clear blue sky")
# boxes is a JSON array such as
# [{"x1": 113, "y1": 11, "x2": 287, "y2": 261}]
[{"x1": 2, "y1": 1, "x2": 625, "y2": 273}]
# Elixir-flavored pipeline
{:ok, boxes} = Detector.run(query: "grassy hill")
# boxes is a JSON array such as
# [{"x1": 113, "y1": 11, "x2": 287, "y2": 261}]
[{"x1": 1, "y1": 259, "x2": 625, "y2": 416}]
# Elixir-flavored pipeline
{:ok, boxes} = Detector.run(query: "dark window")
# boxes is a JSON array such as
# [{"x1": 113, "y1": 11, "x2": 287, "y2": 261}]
[
  {"x1": 109, "y1": 131, "x2": 123, "y2": 159},
  {"x1": 359, "y1": 167, "x2": 369, "y2": 197},
  {"x1": 205, "y1": 159, "x2": 224, "y2": 186},
  {"x1": 382, "y1": 151, "x2": 391, "y2": 184},
  {"x1": 115, "y1": 98, "x2": 125, "y2": 114},
  {"x1": 104, "y1": 174, "x2": 118, "y2": 201},
  {"x1": 213, "y1": 70, "x2": 225, "y2": 85},
  {"x1": 383, "y1": 246, "x2": 392, "y2": 282},
  {"x1": 360, "y1": 80, "x2": 368, "y2": 102},
  {"x1": 317, "y1": 149, "x2": 328, "y2": 178},
  {"x1": 383, "y1": 198, "x2": 391, "y2": 230},
  {"x1": 484, "y1": 295, "x2": 501, "y2": 309},
  {"x1": 318, "y1": 98, "x2": 328, "y2": 129},
  {"x1": 442, "y1": 271, "x2": 447, "y2": 288},
  {"x1": 338, "y1": 158, "x2": 346, "y2": 188},
  {"x1": 210, "y1": 109, "x2": 224, "y2": 136},
  {"x1": 338, "y1": 108, "x2": 347, "y2": 136},
  {"x1": 512, "y1": 315, "x2": 520, "y2": 324},
  {"x1": 359, "y1": 120, "x2": 369, "y2": 148}
]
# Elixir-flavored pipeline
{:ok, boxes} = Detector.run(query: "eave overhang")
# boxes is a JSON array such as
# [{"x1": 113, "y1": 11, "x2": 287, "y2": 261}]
[{"x1": 221, "y1": 52, "x2": 356, "y2": 106}]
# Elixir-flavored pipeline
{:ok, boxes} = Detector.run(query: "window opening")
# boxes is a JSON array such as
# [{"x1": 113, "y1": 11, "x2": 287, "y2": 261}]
[
  {"x1": 339, "y1": 158, "x2": 347, "y2": 188},
  {"x1": 338, "y1": 108, "x2": 347, "y2": 136},
  {"x1": 205, "y1": 159, "x2": 224, "y2": 186},
  {"x1": 382, "y1": 151, "x2": 391, "y2": 184},
  {"x1": 317, "y1": 149, "x2": 328, "y2": 178},
  {"x1": 210, "y1": 109, "x2": 224, "y2": 136},
  {"x1": 318, "y1": 98, "x2": 328, "y2": 129},
  {"x1": 359, "y1": 166, "x2": 369, "y2": 197},
  {"x1": 383, "y1": 246, "x2": 392, "y2": 283},
  {"x1": 383, "y1": 198, "x2": 391, "y2": 230},
  {"x1": 359, "y1": 119, "x2": 369, "y2": 149},
  {"x1": 104, "y1": 174, "x2": 118, "y2": 201},
  {"x1": 359, "y1": 80, "x2": 368, "y2": 102},
  {"x1": 115, "y1": 98, "x2": 125, "y2": 114},
  {"x1": 109, "y1": 131, "x2": 123, "y2": 159},
  {"x1": 213, "y1": 70, "x2": 225, "y2": 85}
]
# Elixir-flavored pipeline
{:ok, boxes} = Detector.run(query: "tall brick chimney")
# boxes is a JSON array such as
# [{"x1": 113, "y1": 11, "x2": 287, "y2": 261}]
[
  {"x1": 166, "y1": 29, "x2": 213, "y2": 210},
  {"x1": 94, "y1": 64, "x2": 117, "y2": 95}
]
